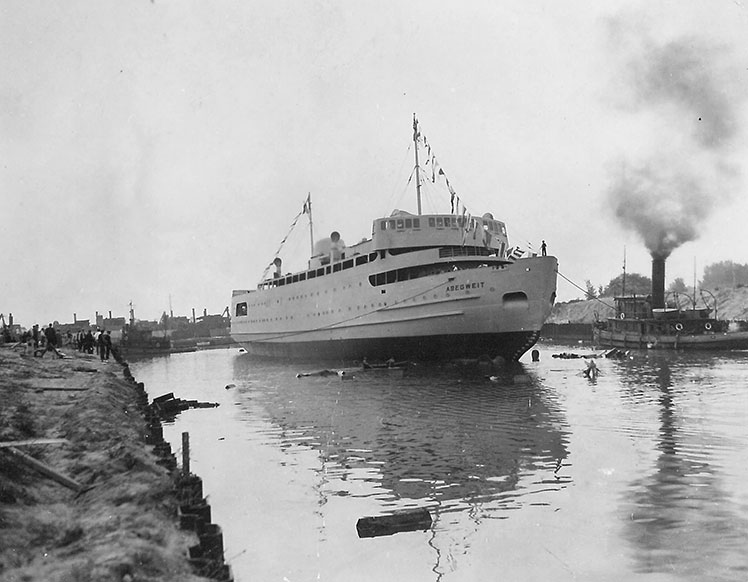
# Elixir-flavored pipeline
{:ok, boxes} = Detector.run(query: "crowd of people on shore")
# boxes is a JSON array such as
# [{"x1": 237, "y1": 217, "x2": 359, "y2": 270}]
[{"x1": 16, "y1": 325, "x2": 115, "y2": 361}]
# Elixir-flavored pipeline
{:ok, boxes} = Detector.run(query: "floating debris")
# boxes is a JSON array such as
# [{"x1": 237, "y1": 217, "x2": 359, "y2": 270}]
[
  {"x1": 356, "y1": 508, "x2": 432, "y2": 538},
  {"x1": 150, "y1": 393, "x2": 219, "y2": 419},
  {"x1": 583, "y1": 360, "x2": 599, "y2": 380},
  {"x1": 296, "y1": 369, "x2": 338, "y2": 378}
]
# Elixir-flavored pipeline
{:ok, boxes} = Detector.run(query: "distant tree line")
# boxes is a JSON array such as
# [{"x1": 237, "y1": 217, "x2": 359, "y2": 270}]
[
  {"x1": 582, "y1": 261, "x2": 748, "y2": 299},
  {"x1": 701, "y1": 261, "x2": 748, "y2": 289}
]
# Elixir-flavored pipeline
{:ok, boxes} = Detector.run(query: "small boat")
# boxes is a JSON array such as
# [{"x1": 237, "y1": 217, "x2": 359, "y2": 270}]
[
  {"x1": 594, "y1": 256, "x2": 748, "y2": 350},
  {"x1": 119, "y1": 324, "x2": 172, "y2": 355},
  {"x1": 118, "y1": 303, "x2": 188, "y2": 356}
]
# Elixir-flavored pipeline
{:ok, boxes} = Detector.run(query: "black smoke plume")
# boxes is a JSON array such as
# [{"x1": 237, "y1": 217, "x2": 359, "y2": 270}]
[{"x1": 605, "y1": 17, "x2": 744, "y2": 259}]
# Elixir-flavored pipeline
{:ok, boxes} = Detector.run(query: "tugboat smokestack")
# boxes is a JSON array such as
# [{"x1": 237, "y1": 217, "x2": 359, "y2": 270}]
[{"x1": 651, "y1": 255, "x2": 666, "y2": 310}]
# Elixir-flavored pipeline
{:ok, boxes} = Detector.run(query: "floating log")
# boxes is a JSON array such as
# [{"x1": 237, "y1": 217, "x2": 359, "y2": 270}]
[
  {"x1": 361, "y1": 360, "x2": 409, "y2": 370},
  {"x1": 296, "y1": 369, "x2": 337, "y2": 378},
  {"x1": 4, "y1": 446, "x2": 85, "y2": 492},
  {"x1": 356, "y1": 508, "x2": 432, "y2": 538}
]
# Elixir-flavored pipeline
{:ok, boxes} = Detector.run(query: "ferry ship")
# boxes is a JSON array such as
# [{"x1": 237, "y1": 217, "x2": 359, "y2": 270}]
[{"x1": 230, "y1": 117, "x2": 558, "y2": 362}]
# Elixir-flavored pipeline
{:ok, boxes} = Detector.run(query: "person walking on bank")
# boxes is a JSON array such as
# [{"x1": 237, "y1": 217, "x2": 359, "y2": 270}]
[
  {"x1": 84, "y1": 330, "x2": 95, "y2": 354},
  {"x1": 23, "y1": 333, "x2": 35, "y2": 357},
  {"x1": 98, "y1": 330, "x2": 107, "y2": 361},
  {"x1": 102, "y1": 330, "x2": 112, "y2": 361},
  {"x1": 41, "y1": 323, "x2": 64, "y2": 358}
]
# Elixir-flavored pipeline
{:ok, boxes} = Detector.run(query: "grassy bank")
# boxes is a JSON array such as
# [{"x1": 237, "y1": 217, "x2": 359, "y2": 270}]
[{"x1": 0, "y1": 347, "x2": 210, "y2": 582}]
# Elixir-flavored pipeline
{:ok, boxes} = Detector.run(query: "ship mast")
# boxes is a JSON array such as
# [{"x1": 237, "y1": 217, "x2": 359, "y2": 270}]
[
  {"x1": 306, "y1": 192, "x2": 314, "y2": 257},
  {"x1": 413, "y1": 113, "x2": 422, "y2": 215}
]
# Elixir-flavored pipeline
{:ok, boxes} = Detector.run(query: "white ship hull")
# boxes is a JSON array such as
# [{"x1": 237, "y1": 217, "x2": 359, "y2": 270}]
[{"x1": 231, "y1": 252, "x2": 557, "y2": 362}]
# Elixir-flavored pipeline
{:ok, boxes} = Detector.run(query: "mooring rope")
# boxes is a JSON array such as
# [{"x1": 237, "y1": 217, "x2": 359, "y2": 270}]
[{"x1": 555, "y1": 269, "x2": 614, "y2": 310}]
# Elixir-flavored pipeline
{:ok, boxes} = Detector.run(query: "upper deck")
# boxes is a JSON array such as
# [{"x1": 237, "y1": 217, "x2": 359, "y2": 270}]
[
  {"x1": 305, "y1": 210, "x2": 507, "y2": 270},
  {"x1": 229, "y1": 210, "x2": 514, "y2": 302},
  {"x1": 370, "y1": 210, "x2": 507, "y2": 254}
]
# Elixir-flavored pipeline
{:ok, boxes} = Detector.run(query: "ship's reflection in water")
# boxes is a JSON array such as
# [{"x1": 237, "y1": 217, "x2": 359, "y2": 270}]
[
  {"x1": 131, "y1": 347, "x2": 748, "y2": 581},
  {"x1": 614, "y1": 353, "x2": 748, "y2": 582},
  {"x1": 230, "y1": 357, "x2": 570, "y2": 575}
]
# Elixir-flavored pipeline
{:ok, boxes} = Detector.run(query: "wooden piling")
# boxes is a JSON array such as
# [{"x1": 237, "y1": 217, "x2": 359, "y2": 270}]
[{"x1": 182, "y1": 432, "x2": 190, "y2": 475}]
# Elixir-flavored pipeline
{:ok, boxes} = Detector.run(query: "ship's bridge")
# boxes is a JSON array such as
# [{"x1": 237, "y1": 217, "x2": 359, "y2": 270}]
[{"x1": 371, "y1": 210, "x2": 507, "y2": 254}]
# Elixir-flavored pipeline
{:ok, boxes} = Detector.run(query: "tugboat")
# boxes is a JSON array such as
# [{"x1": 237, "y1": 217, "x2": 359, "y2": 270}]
[
  {"x1": 594, "y1": 255, "x2": 748, "y2": 350},
  {"x1": 230, "y1": 116, "x2": 558, "y2": 362}
]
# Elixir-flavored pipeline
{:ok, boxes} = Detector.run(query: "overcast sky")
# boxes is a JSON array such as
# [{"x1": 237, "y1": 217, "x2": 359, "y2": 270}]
[{"x1": 2, "y1": 1, "x2": 747, "y2": 326}]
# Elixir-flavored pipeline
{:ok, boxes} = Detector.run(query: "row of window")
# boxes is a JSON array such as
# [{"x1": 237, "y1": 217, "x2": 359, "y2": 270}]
[
  {"x1": 368, "y1": 260, "x2": 501, "y2": 287},
  {"x1": 380, "y1": 216, "x2": 506, "y2": 234},
  {"x1": 438, "y1": 246, "x2": 494, "y2": 259},
  {"x1": 259, "y1": 252, "x2": 380, "y2": 289},
  {"x1": 256, "y1": 246, "x2": 505, "y2": 300}
]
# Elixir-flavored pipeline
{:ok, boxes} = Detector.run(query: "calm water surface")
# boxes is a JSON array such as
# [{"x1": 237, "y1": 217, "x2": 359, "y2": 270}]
[{"x1": 131, "y1": 344, "x2": 748, "y2": 582}]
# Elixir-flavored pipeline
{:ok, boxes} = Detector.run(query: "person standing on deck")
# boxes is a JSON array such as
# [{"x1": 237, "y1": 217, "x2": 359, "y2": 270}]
[{"x1": 541, "y1": 240, "x2": 547, "y2": 256}]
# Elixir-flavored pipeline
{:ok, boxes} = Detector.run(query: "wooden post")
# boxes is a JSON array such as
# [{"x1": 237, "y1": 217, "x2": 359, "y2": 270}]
[
  {"x1": 182, "y1": 432, "x2": 190, "y2": 475},
  {"x1": 6, "y1": 447, "x2": 84, "y2": 492},
  {"x1": 0, "y1": 439, "x2": 70, "y2": 448}
]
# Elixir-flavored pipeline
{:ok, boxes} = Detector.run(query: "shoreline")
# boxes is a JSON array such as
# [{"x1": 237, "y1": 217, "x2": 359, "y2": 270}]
[{"x1": 0, "y1": 346, "x2": 226, "y2": 581}]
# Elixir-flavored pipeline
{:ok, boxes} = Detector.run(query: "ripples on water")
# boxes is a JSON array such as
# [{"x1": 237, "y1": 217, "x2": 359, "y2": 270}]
[
  {"x1": 234, "y1": 358, "x2": 569, "y2": 513},
  {"x1": 131, "y1": 346, "x2": 748, "y2": 582}
]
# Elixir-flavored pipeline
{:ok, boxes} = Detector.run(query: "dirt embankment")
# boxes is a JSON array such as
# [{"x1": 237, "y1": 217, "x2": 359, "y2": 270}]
[
  {"x1": 0, "y1": 347, "x2": 210, "y2": 582},
  {"x1": 548, "y1": 287, "x2": 748, "y2": 324}
]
